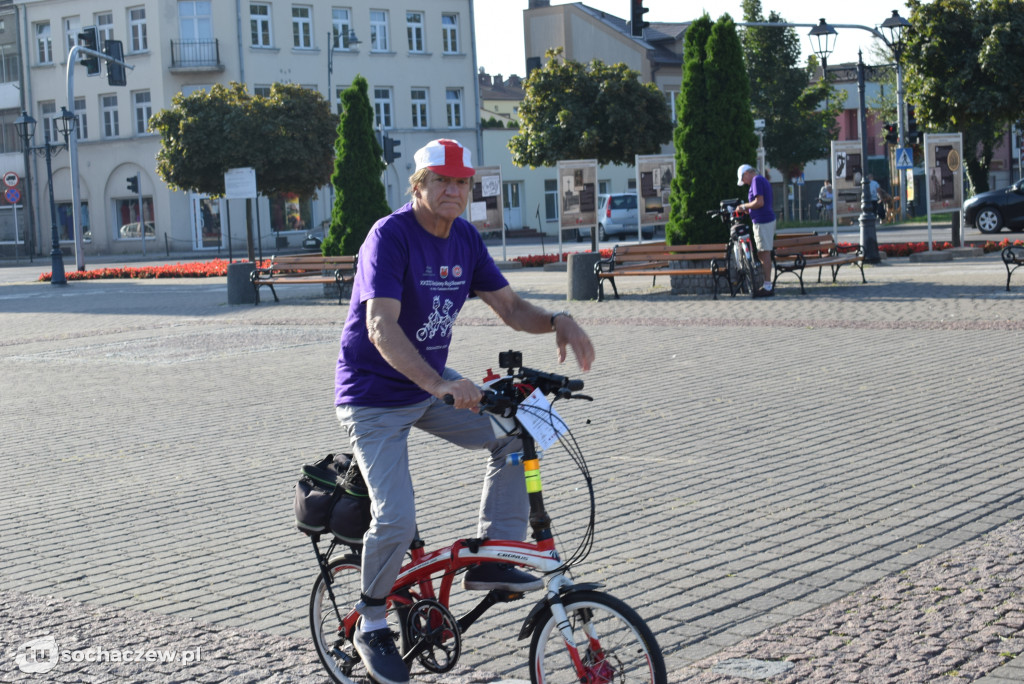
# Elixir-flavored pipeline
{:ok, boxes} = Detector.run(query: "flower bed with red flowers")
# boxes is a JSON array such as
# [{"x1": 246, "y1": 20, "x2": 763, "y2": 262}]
[
  {"x1": 512, "y1": 249, "x2": 612, "y2": 268},
  {"x1": 38, "y1": 259, "x2": 269, "y2": 282}
]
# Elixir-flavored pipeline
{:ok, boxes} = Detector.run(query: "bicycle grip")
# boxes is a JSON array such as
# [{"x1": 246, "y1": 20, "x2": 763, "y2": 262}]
[{"x1": 443, "y1": 394, "x2": 454, "y2": 405}]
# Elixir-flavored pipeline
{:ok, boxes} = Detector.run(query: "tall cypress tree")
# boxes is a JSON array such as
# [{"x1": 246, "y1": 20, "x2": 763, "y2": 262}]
[
  {"x1": 667, "y1": 15, "x2": 757, "y2": 245},
  {"x1": 322, "y1": 75, "x2": 390, "y2": 256}
]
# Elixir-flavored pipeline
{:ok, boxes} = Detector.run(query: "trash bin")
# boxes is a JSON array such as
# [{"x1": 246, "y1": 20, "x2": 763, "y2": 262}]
[{"x1": 567, "y1": 252, "x2": 601, "y2": 301}]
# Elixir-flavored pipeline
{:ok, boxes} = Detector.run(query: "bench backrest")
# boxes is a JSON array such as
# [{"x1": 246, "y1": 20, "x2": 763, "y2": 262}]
[
  {"x1": 612, "y1": 242, "x2": 728, "y2": 264},
  {"x1": 773, "y1": 234, "x2": 840, "y2": 256},
  {"x1": 269, "y1": 254, "x2": 357, "y2": 270}
]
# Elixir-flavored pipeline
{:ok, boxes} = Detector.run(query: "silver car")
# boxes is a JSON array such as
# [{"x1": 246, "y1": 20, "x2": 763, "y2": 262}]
[{"x1": 577, "y1": 193, "x2": 651, "y2": 241}]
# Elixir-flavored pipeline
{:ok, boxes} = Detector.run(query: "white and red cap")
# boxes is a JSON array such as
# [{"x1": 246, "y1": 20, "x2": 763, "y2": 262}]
[{"x1": 414, "y1": 139, "x2": 475, "y2": 178}]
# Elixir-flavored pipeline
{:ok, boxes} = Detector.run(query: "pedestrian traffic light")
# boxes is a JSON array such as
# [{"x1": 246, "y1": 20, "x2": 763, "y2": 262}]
[
  {"x1": 127, "y1": 175, "x2": 139, "y2": 194},
  {"x1": 882, "y1": 123, "x2": 898, "y2": 145},
  {"x1": 383, "y1": 136, "x2": 401, "y2": 164},
  {"x1": 78, "y1": 27, "x2": 100, "y2": 75},
  {"x1": 630, "y1": 0, "x2": 649, "y2": 36},
  {"x1": 105, "y1": 40, "x2": 126, "y2": 87},
  {"x1": 906, "y1": 105, "x2": 920, "y2": 145}
]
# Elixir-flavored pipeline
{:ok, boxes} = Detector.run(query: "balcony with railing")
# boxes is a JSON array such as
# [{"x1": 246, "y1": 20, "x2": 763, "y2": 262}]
[{"x1": 169, "y1": 39, "x2": 224, "y2": 72}]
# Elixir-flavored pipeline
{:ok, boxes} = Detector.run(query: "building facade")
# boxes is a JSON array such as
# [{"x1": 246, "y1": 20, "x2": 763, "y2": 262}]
[{"x1": 7, "y1": 0, "x2": 481, "y2": 259}]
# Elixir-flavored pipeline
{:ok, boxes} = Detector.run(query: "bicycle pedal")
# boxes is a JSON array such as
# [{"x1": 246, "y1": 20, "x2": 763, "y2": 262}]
[{"x1": 494, "y1": 590, "x2": 525, "y2": 601}]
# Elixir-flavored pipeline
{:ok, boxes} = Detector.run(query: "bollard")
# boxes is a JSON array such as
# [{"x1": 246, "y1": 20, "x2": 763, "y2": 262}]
[
  {"x1": 227, "y1": 261, "x2": 257, "y2": 305},
  {"x1": 951, "y1": 212, "x2": 962, "y2": 247},
  {"x1": 566, "y1": 252, "x2": 602, "y2": 301}
]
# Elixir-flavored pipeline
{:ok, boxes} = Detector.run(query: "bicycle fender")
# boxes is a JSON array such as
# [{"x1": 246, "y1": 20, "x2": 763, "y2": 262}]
[{"x1": 516, "y1": 583, "x2": 604, "y2": 640}]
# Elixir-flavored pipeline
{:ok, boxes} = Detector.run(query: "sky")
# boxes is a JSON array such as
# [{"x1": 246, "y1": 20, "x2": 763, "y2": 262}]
[{"x1": 473, "y1": 0, "x2": 913, "y2": 78}]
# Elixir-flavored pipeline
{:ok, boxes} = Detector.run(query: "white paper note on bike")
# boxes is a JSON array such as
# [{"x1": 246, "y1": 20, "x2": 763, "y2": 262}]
[{"x1": 517, "y1": 388, "x2": 567, "y2": 450}]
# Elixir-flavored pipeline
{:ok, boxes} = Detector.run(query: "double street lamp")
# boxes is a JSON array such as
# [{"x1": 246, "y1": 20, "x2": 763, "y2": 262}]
[
  {"x1": 806, "y1": 11, "x2": 911, "y2": 263},
  {"x1": 15, "y1": 108, "x2": 76, "y2": 285}
]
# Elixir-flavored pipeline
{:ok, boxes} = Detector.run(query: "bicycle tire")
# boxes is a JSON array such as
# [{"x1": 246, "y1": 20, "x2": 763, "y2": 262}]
[
  {"x1": 741, "y1": 242, "x2": 763, "y2": 297},
  {"x1": 308, "y1": 554, "x2": 369, "y2": 684},
  {"x1": 728, "y1": 243, "x2": 746, "y2": 295},
  {"x1": 528, "y1": 590, "x2": 667, "y2": 684}
]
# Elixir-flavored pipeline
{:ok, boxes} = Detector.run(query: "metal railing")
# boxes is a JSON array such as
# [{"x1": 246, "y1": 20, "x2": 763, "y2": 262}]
[{"x1": 170, "y1": 39, "x2": 221, "y2": 68}]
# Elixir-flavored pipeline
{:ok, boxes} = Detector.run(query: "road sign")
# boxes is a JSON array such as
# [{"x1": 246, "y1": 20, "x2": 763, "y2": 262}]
[
  {"x1": 3, "y1": 171, "x2": 19, "y2": 187},
  {"x1": 895, "y1": 147, "x2": 914, "y2": 170},
  {"x1": 5, "y1": 187, "x2": 20, "y2": 204}
]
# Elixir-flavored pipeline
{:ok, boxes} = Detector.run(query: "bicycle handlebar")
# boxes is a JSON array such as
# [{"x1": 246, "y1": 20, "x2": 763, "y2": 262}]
[{"x1": 441, "y1": 357, "x2": 589, "y2": 415}]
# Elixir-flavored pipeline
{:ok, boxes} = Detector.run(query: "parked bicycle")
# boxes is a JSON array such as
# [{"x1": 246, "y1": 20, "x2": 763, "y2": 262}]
[
  {"x1": 303, "y1": 351, "x2": 666, "y2": 683},
  {"x1": 707, "y1": 199, "x2": 764, "y2": 298}
]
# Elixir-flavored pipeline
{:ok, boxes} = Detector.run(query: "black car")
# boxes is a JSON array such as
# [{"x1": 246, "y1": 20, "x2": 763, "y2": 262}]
[
  {"x1": 302, "y1": 228, "x2": 325, "y2": 250},
  {"x1": 964, "y1": 179, "x2": 1024, "y2": 233}
]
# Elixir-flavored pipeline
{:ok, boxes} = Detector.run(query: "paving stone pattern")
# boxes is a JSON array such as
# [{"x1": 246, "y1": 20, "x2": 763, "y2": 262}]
[{"x1": 1, "y1": 255, "x2": 1024, "y2": 682}]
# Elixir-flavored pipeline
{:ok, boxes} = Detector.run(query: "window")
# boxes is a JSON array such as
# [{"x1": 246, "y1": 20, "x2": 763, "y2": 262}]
[
  {"x1": 373, "y1": 87, "x2": 392, "y2": 129},
  {"x1": 133, "y1": 91, "x2": 152, "y2": 134},
  {"x1": 102, "y1": 94, "x2": 119, "y2": 138},
  {"x1": 370, "y1": 10, "x2": 389, "y2": 51},
  {"x1": 411, "y1": 88, "x2": 428, "y2": 129},
  {"x1": 544, "y1": 179, "x2": 559, "y2": 221},
  {"x1": 0, "y1": 52, "x2": 21, "y2": 84},
  {"x1": 406, "y1": 12, "x2": 424, "y2": 52},
  {"x1": 129, "y1": 7, "x2": 148, "y2": 52},
  {"x1": 96, "y1": 12, "x2": 114, "y2": 46},
  {"x1": 446, "y1": 88, "x2": 462, "y2": 128},
  {"x1": 250, "y1": 3, "x2": 271, "y2": 47},
  {"x1": 56, "y1": 202, "x2": 89, "y2": 242},
  {"x1": 179, "y1": 1, "x2": 212, "y2": 40},
  {"x1": 292, "y1": 6, "x2": 312, "y2": 49},
  {"x1": 269, "y1": 193, "x2": 312, "y2": 232},
  {"x1": 441, "y1": 14, "x2": 459, "y2": 54},
  {"x1": 74, "y1": 97, "x2": 88, "y2": 140},
  {"x1": 334, "y1": 85, "x2": 347, "y2": 112},
  {"x1": 115, "y1": 197, "x2": 154, "y2": 240},
  {"x1": 39, "y1": 101, "x2": 58, "y2": 143},
  {"x1": 664, "y1": 89, "x2": 678, "y2": 122},
  {"x1": 332, "y1": 8, "x2": 352, "y2": 49},
  {"x1": 35, "y1": 22, "x2": 53, "y2": 64},
  {"x1": 253, "y1": 84, "x2": 271, "y2": 98},
  {"x1": 64, "y1": 17, "x2": 81, "y2": 56}
]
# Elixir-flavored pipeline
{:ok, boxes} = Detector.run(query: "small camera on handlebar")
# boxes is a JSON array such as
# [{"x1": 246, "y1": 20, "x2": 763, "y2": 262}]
[{"x1": 498, "y1": 350, "x2": 523, "y2": 371}]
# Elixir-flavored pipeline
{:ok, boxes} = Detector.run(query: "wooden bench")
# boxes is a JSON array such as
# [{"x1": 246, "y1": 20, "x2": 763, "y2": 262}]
[
  {"x1": 1002, "y1": 245, "x2": 1024, "y2": 291},
  {"x1": 771, "y1": 233, "x2": 866, "y2": 294},
  {"x1": 595, "y1": 242, "x2": 731, "y2": 300},
  {"x1": 250, "y1": 254, "x2": 357, "y2": 305}
]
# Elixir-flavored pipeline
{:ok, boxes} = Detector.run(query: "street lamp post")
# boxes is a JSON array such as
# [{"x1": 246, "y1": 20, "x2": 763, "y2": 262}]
[
  {"x1": 326, "y1": 28, "x2": 361, "y2": 113},
  {"x1": 805, "y1": 13, "x2": 912, "y2": 263},
  {"x1": 15, "y1": 109, "x2": 76, "y2": 285}
]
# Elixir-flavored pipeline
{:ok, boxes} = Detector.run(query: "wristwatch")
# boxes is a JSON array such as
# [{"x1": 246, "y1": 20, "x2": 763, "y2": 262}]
[{"x1": 550, "y1": 311, "x2": 573, "y2": 330}]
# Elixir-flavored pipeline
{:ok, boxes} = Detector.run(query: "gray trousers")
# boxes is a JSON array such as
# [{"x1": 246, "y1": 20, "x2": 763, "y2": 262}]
[{"x1": 335, "y1": 369, "x2": 525, "y2": 622}]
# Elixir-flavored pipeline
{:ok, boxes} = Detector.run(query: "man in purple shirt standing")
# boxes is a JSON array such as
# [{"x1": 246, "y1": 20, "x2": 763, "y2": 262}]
[
  {"x1": 335, "y1": 138, "x2": 595, "y2": 684},
  {"x1": 736, "y1": 164, "x2": 777, "y2": 298}
]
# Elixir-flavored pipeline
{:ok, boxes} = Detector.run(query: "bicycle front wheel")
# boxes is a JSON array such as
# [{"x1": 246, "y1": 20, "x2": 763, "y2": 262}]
[
  {"x1": 309, "y1": 554, "x2": 365, "y2": 684},
  {"x1": 742, "y1": 244, "x2": 763, "y2": 297},
  {"x1": 528, "y1": 590, "x2": 666, "y2": 684}
]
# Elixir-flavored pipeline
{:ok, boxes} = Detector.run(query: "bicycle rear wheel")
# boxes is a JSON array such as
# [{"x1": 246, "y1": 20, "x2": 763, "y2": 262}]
[
  {"x1": 528, "y1": 590, "x2": 666, "y2": 684},
  {"x1": 309, "y1": 554, "x2": 366, "y2": 684},
  {"x1": 742, "y1": 245, "x2": 764, "y2": 297}
]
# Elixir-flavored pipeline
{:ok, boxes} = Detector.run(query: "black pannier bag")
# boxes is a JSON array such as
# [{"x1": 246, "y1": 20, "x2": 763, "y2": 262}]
[{"x1": 294, "y1": 453, "x2": 371, "y2": 547}]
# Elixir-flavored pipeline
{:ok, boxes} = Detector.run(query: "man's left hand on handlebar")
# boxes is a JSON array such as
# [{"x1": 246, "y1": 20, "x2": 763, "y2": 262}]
[{"x1": 439, "y1": 378, "x2": 483, "y2": 410}]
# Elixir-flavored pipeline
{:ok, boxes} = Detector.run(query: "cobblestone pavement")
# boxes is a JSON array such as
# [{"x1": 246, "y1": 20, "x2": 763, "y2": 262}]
[{"x1": 2, "y1": 252, "x2": 1024, "y2": 682}]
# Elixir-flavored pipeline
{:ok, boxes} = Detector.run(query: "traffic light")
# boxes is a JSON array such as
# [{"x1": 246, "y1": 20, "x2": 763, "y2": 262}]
[
  {"x1": 906, "y1": 105, "x2": 920, "y2": 145},
  {"x1": 630, "y1": 0, "x2": 649, "y2": 36},
  {"x1": 882, "y1": 123, "x2": 898, "y2": 145},
  {"x1": 383, "y1": 136, "x2": 401, "y2": 164},
  {"x1": 78, "y1": 27, "x2": 100, "y2": 75},
  {"x1": 127, "y1": 175, "x2": 139, "y2": 194},
  {"x1": 105, "y1": 40, "x2": 126, "y2": 87}
]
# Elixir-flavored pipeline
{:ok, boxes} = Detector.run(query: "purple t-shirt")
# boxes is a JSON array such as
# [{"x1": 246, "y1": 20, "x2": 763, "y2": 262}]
[
  {"x1": 748, "y1": 174, "x2": 776, "y2": 224},
  {"x1": 335, "y1": 203, "x2": 508, "y2": 407}
]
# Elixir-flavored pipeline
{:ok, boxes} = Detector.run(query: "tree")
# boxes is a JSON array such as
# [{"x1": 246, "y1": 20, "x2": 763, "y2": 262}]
[
  {"x1": 667, "y1": 15, "x2": 756, "y2": 245},
  {"x1": 151, "y1": 82, "x2": 335, "y2": 197},
  {"x1": 322, "y1": 76, "x2": 390, "y2": 257},
  {"x1": 903, "y1": 0, "x2": 1024, "y2": 194},
  {"x1": 740, "y1": 0, "x2": 842, "y2": 180},
  {"x1": 508, "y1": 48, "x2": 672, "y2": 167}
]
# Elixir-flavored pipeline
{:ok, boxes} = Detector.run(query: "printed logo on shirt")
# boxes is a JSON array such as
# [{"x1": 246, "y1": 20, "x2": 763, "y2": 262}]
[
  {"x1": 453, "y1": 265, "x2": 462, "y2": 278},
  {"x1": 416, "y1": 296, "x2": 459, "y2": 343},
  {"x1": 440, "y1": 265, "x2": 449, "y2": 278}
]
